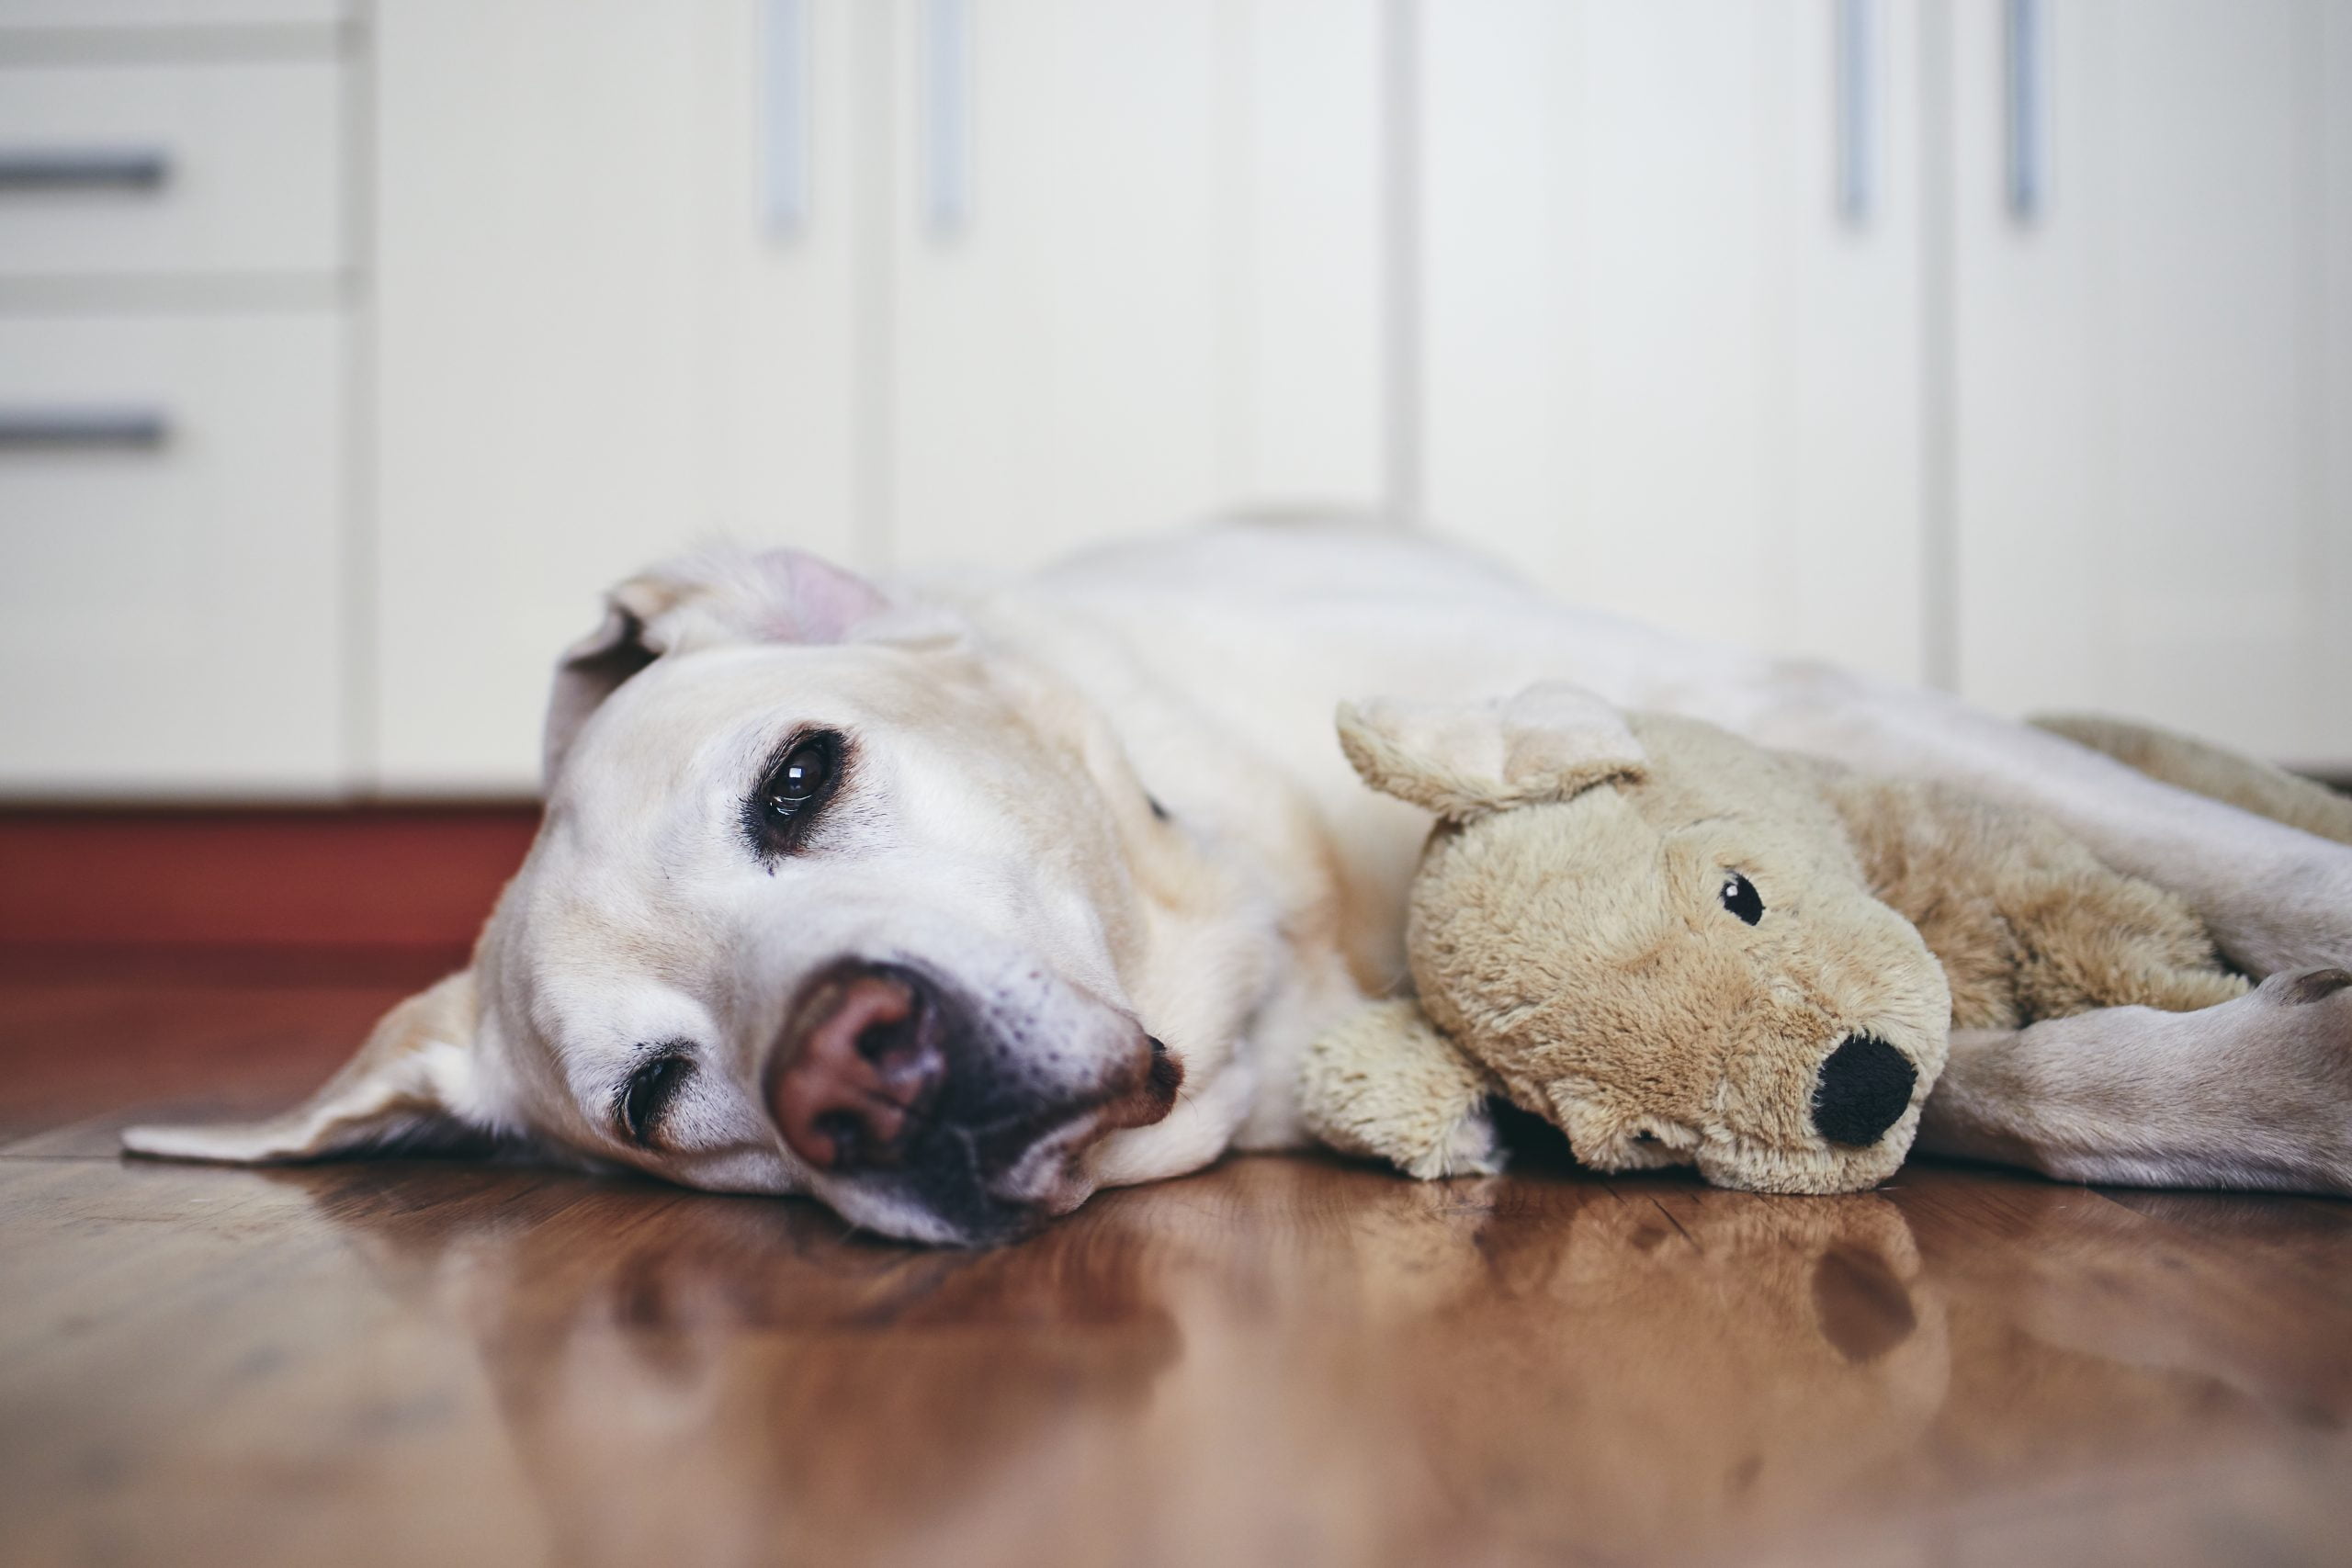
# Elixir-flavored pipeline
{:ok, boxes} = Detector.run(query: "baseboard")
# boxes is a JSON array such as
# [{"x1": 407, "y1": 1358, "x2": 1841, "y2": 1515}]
[{"x1": 0, "y1": 804, "x2": 538, "y2": 981}]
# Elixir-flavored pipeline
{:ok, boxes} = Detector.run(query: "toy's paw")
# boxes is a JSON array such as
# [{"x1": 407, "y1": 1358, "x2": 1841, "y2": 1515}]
[
  {"x1": 1398, "y1": 1096, "x2": 1506, "y2": 1181},
  {"x1": 1298, "y1": 998, "x2": 1508, "y2": 1180}
]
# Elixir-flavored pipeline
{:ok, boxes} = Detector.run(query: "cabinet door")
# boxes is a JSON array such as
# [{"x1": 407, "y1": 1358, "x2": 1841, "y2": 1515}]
[
  {"x1": 882, "y1": 0, "x2": 1385, "y2": 573},
  {"x1": 371, "y1": 0, "x2": 861, "y2": 791},
  {"x1": 1420, "y1": 0, "x2": 1929, "y2": 684},
  {"x1": 1951, "y1": 0, "x2": 2350, "y2": 766},
  {"x1": 0, "y1": 313, "x2": 345, "y2": 794}
]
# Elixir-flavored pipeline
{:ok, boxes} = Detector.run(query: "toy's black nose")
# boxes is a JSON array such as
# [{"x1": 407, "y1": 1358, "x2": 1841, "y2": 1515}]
[{"x1": 1812, "y1": 1033, "x2": 1917, "y2": 1146}]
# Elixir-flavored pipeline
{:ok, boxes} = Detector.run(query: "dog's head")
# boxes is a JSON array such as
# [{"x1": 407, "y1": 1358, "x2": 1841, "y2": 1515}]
[
  {"x1": 127, "y1": 548, "x2": 1273, "y2": 1245},
  {"x1": 1338, "y1": 683, "x2": 1950, "y2": 1194}
]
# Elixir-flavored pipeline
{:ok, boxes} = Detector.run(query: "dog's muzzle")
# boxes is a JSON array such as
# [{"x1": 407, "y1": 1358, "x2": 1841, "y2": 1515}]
[{"x1": 768, "y1": 960, "x2": 1182, "y2": 1242}]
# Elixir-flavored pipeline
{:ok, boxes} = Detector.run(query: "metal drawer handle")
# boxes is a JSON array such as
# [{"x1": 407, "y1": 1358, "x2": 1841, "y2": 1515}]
[
  {"x1": 922, "y1": 0, "x2": 973, "y2": 235},
  {"x1": 0, "y1": 148, "x2": 171, "y2": 193},
  {"x1": 1835, "y1": 0, "x2": 1874, "y2": 224},
  {"x1": 0, "y1": 408, "x2": 170, "y2": 449},
  {"x1": 2004, "y1": 0, "x2": 2044, "y2": 222},
  {"x1": 760, "y1": 0, "x2": 810, "y2": 234}
]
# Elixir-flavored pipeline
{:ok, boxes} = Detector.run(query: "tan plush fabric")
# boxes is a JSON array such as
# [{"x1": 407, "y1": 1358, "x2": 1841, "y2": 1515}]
[
  {"x1": 1302, "y1": 686, "x2": 2247, "y2": 1195},
  {"x1": 1816, "y1": 769, "x2": 2247, "y2": 1027},
  {"x1": 1297, "y1": 998, "x2": 1505, "y2": 1179}
]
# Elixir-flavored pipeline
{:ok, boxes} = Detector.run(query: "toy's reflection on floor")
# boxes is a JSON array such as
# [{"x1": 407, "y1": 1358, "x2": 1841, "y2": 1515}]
[{"x1": 263, "y1": 1125, "x2": 2348, "y2": 1566}]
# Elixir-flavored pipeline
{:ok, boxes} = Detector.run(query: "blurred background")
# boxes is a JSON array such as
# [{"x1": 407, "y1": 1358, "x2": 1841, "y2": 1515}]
[{"x1": 0, "y1": 0, "x2": 2346, "y2": 811}]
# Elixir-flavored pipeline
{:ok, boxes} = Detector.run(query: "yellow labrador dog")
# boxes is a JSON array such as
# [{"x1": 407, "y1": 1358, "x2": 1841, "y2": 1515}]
[{"x1": 127, "y1": 520, "x2": 2352, "y2": 1243}]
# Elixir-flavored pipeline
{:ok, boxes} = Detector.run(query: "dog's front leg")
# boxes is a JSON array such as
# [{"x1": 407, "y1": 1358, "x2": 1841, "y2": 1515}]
[{"x1": 1916, "y1": 969, "x2": 2352, "y2": 1194}]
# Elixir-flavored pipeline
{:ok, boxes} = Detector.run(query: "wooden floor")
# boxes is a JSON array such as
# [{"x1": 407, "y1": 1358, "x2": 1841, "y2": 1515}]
[{"x1": 6, "y1": 978, "x2": 2352, "y2": 1567}]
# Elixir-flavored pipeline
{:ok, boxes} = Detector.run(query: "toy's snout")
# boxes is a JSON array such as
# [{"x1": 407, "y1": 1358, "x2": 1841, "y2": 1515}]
[{"x1": 1812, "y1": 1033, "x2": 1917, "y2": 1147}]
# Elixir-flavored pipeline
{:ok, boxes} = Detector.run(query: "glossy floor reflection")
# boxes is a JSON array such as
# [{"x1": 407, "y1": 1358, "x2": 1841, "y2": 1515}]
[{"x1": 4, "y1": 982, "x2": 2350, "y2": 1566}]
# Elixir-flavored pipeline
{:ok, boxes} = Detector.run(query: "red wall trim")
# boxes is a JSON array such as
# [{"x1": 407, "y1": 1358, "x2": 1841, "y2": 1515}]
[{"x1": 0, "y1": 806, "x2": 539, "y2": 980}]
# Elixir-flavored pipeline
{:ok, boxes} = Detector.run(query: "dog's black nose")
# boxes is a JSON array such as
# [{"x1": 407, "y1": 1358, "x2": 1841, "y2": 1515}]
[{"x1": 1812, "y1": 1033, "x2": 1917, "y2": 1146}]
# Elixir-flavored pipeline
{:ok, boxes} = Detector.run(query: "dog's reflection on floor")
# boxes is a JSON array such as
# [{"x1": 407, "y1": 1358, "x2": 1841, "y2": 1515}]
[{"x1": 270, "y1": 1155, "x2": 2342, "y2": 1564}]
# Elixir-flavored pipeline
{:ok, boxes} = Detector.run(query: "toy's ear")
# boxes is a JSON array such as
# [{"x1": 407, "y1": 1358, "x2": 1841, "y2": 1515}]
[
  {"x1": 1336, "y1": 682, "x2": 1648, "y2": 818},
  {"x1": 121, "y1": 972, "x2": 511, "y2": 1164},
  {"x1": 546, "y1": 547, "x2": 891, "y2": 784},
  {"x1": 1299, "y1": 998, "x2": 1506, "y2": 1179}
]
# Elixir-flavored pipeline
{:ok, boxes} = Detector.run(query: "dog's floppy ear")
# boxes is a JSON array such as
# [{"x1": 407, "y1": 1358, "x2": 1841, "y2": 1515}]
[
  {"x1": 1336, "y1": 682, "x2": 1647, "y2": 818},
  {"x1": 545, "y1": 547, "x2": 890, "y2": 783},
  {"x1": 121, "y1": 972, "x2": 509, "y2": 1164}
]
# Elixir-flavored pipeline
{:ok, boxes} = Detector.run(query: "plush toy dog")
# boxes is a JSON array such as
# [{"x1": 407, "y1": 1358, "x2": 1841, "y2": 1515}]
[{"x1": 1299, "y1": 683, "x2": 2255, "y2": 1194}]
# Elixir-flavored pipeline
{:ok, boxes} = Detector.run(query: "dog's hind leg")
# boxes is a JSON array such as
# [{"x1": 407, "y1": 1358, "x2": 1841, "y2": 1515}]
[
  {"x1": 2030, "y1": 713, "x2": 2352, "y2": 847},
  {"x1": 1915, "y1": 968, "x2": 2352, "y2": 1194},
  {"x1": 1739, "y1": 677, "x2": 2352, "y2": 977}
]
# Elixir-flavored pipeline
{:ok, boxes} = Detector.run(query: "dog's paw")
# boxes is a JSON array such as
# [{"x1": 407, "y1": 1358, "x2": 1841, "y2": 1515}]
[
  {"x1": 2259, "y1": 965, "x2": 2352, "y2": 1010},
  {"x1": 2235, "y1": 967, "x2": 2352, "y2": 1194}
]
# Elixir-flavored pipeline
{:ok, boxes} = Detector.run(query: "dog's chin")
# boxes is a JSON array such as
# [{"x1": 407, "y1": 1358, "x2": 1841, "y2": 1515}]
[
  {"x1": 814, "y1": 1077, "x2": 1182, "y2": 1247},
  {"x1": 998, "y1": 1089, "x2": 1177, "y2": 1216},
  {"x1": 995, "y1": 1113, "x2": 1114, "y2": 1216},
  {"x1": 820, "y1": 1184, "x2": 1029, "y2": 1248},
  {"x1": 820, "y1": 1181, "x2": 1068, "y2": 1250}
]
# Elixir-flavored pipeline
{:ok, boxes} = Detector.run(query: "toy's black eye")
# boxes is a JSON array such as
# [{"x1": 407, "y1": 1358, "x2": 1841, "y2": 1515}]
[
  {"x1": 618, "y1": 1053, "x2": 693, "y2": 1145},
  {"x1": 1720, "y1": 872, "x2": 1764, "y2": 925},
  {"x1": 743, "y1": 730, "x2": 843, "y2": 854}
]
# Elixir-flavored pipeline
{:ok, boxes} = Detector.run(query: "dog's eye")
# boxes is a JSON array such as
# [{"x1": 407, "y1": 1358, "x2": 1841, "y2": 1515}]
[
  {"x1": 743, "y1": 730, "x2": 844, "y2": 855},
  {"x1": 766, "y1": 737, "x2": 831, "y2": 808},
  {"x1": 618, "y1": 1054, "x2": 693, "y2": 1145},
  {"x1": 1720, "y1": 872, "x2": 1764, "y2": 925}
]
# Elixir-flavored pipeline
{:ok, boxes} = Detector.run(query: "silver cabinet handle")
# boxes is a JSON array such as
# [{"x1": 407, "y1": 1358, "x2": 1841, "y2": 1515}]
[
  {"x1": 1835, "y1": 0, "x2": 1874, "y2": 224},
  {"x1": 0, "y1": 408, "x2": 170, "y2": 449},
  {"x1": 922, "y1": 0, "x2": 973, "y2": 236},
  {"x1": 759, "y1": 0, "x2": 810, "y2": 235},
  {"x1": 0, "y1": 148, "x2": 170, "y2": 192},
  {"x1": 2005, "y1": 0, "x2": 2044, "y2": 221}
]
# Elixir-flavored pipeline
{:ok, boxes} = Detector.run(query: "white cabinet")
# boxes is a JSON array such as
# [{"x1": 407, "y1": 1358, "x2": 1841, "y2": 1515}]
[
  {"x1": 1948, "y1": 0, "x2": 2352, "y2": 767},
  {"x1": 0, "y1": 20, "x2": 353, "y2": 796},
  {"x1": 370, "y1": 0, "x2": 862, "y2": 789},
  {"x1": 883, "y1": 0, "x2": 1385, "y2": 572},
  {"x1": 0, "y1": 313, "x2": 345, "y2": 792},
  {"x1": 0, "y1": 1, "x2": 345, "y2": 26},
  {"x1": 1419, "y1": 0, "x2": 2349, "y2": 765},
  {"x1": 372, "y1": 0, "x2": 1388, "y2": 789},
  {"x1": 4, "y1": 2, "x2": 2344, "y2": 796},
  {"x1": 1419, "y1": 0, "x2": 1931, "y2": 687}
]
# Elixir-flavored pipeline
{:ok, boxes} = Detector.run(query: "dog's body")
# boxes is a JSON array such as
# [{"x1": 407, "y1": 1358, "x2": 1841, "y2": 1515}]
[{"x1": 127, "y1": 520, "x2": 2352, "y2": 1242}]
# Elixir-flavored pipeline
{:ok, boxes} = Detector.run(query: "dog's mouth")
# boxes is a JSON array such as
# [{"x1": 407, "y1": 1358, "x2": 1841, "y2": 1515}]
[
  {"x1": 847, "y1": 1077, "x2": 1181, "y2": 1246},
  {"x1": 770, "y1": 961, "x2": 1182, "y2": 1244},
  {"x1": 991, "y1": 1037, "x2": 1185, "y2": 1214}
]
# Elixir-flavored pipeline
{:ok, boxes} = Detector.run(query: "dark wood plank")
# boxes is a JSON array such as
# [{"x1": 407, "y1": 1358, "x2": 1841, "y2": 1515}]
[
  {"x1": 4, "y1": 978, "x2": 2350, "y2": 1567},
  {"x1": 0, "y1": 981, "x2": 403, "y2": 1144}
]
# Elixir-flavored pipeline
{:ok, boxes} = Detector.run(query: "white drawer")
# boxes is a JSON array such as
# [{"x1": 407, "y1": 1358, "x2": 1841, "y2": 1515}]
[
  {"x1": 0, "y1": 1, "x2": 347, "y2": 28},
  {"x1": 0, "y1": 56, "x2": 343, "y2": 279},
  {"x1": 0, "y1": 312, "x2": 345, "y2": 793}
]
